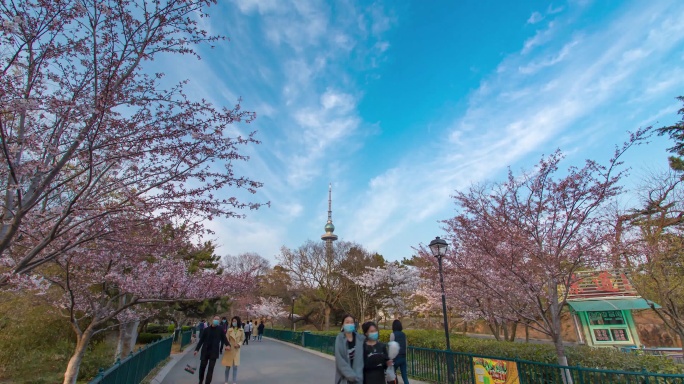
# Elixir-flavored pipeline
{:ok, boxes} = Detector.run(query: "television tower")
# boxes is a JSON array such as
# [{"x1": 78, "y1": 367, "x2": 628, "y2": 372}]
[{"x1": 321, "y1": 183, "x2": 338, "y2": 248}]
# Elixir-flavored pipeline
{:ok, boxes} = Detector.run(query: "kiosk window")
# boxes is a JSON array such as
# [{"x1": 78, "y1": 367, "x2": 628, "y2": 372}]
[
  {"x1": 588, "y1": 311, "x2": 625, "y2": 325},
  {"x1": 611, "y1": 329, "x2": 630, "y2": 341},
  {"x1": 593, "y1": 329, "x2": 611, "y2": 341}
]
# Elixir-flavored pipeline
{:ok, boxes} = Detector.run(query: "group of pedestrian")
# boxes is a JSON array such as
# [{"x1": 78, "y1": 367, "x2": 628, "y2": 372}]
[
  {"x1": 335, "y1": 316, "x2": 409, "y2": 384},
  {"x1": 193, "y1": 316, "x2": 267, "y2": 384},
  {"x1": 242, "y1": 319, "x2": 265, "y2": 343}
]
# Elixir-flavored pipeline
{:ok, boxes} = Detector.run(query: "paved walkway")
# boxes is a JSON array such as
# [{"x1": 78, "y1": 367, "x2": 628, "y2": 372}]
[{"x1": 160, "y1": 338, "x2": 334, "y2": 384}]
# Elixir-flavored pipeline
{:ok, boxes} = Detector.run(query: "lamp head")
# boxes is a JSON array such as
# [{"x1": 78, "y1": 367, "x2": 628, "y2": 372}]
[{"x1": 428, "y1": 236, "x2": 448, "y2": 258}]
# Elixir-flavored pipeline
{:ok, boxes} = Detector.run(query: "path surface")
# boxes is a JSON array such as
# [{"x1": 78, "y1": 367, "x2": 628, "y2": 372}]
[{"x1": 161, "y1": 338, "x2": 335, "y2": 384}]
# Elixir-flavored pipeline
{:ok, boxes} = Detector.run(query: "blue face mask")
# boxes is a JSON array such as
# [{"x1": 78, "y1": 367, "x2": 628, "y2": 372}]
[
  {"x1": 368, "y1": 332, "x2": 379, "y2": 341},
  {"x1": 212, "y1": 319, "x2": 219, "y2": 326},
  {"x1": 343, "y1": 324, "x2": 356, "y2": 333}
]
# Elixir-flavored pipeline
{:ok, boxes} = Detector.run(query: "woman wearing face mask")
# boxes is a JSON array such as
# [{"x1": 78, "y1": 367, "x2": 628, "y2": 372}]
[
  {"x1": 335, "y1": 314, "x2": 364, "y2": 384},
  {"x1": 361, "y1": 321, "x2": 392, "y2": 384},
  {"x1": 221, "y1": 316, "x2": 245, "y2": 384}
]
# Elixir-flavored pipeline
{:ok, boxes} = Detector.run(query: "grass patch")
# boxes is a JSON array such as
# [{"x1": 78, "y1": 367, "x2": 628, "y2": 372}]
[{"x1": 0, "y1": 292, "x2": 115, "y2": 383}]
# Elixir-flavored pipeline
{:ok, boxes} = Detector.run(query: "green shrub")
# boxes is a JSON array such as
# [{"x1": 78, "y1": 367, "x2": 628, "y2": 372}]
[
  {"x1": 181, "y1": 325, "x2": 192, "y2": 331},
  {"x1": 145, "y1": 324, "x2": 168, "y2": 334},
  {"x1": 137, "y1": 333, "x2": 163, "y2": 344},
  {"x1": 306, "y1": 328, "x2": 684, "y2": 374},
  {"x1": 167, "y1": 324, "x2": 176, "y2": 333}
]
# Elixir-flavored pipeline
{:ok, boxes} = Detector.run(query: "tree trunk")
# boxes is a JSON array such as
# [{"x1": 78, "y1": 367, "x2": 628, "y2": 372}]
[
  {"x1": 324, "y1": 306, "x2": 331, "y2": 331},
  {"x1": 525, "y1": 322, "x2": 530, "y2": 342},
  {"x1": 509, "y1": 322, "x2": 518, "y2": 342},
  {"x1": 463, "y1": 320, "x2": 467, "y2": 335},
  {"x1": 115, "y1": 320, "x2": 140, "y2": 359},
  {"x1": 549, "y1": 280, "x2": 573, "y2": 384},
  {"x1": 63, "y1": 328, "x2": 95, "y2": 384},
  {"x1": 487, "y1": 320, "x2": 501, "y2": 341}
]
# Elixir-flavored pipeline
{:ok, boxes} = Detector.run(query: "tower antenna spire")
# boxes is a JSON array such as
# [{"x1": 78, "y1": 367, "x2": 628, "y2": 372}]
[
  {"x1": 321, "y1": 183, "x2": 338, "y2": 242},
  {"x1": 327, "y1": 183, "x2": 332, "y2": 223}
]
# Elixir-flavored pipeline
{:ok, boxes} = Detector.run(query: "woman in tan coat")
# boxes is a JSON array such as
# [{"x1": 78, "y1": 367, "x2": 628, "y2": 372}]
[{"x1": 222, "y1": 316, "x2": 245, "y2": 384}]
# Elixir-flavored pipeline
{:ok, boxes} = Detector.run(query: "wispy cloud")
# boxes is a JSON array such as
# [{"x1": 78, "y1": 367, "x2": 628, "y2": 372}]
[
  {"x1": 162, "y1": 0, "x2": 397, "y2": 258},
  {"x1": 346, "y1": 1, "x2": 684, "y2": 257},
  {"x1": 527, "y1": 12, "x2": 544, "y2": 25}
]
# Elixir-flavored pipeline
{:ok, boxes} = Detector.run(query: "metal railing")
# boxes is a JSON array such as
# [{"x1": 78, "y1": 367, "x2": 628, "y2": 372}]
[
  {"x1": 179, "y1": 330, "x2": 193, "y2": 350},
  {"x1": 264, "y1": 328, "x2": 303, "y2": 344},
  {"x1": 89, "y1": 336, "x2": 172, "y2": 384},
  {"x1": 302, "y1": 332, "x2": 336, "y2": 355},
  {"x1": 622, "y1": 347, "x2": 684, "y2": 365},
  {"x1": 264, "y1": 330, "x2": 684, "y2": 384}
]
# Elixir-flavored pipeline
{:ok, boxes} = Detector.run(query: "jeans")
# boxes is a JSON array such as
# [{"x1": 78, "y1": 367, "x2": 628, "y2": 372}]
[
  {"x1": 225, "y1": 364, "x2": 238, "y2": 382},
  {"x1": 244, "y1": 332, "x2": 250, "y2": 345},
  {"x1": 258, "y1": 333, "x2": 263, "y2": 341},
  {"x1": 394, "y1": 355, "x2": 409, "y2": 384},
  {"x1": 198, "y1": 358, "x2": 217, "y2": 384}
]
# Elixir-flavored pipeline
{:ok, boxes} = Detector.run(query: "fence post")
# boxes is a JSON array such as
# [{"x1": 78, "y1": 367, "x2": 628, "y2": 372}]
[{"x1": 92, "y1": 367, "x2": 104, "y2": 383}]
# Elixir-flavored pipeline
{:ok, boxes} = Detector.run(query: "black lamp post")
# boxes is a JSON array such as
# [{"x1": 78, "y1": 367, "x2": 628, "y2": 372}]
[
  {"x1": 291, "y1": 294, "x2": 297, "y2": 331},
  {"x1": 429, "y1": 236, "x2": 454, "y2": 384}
]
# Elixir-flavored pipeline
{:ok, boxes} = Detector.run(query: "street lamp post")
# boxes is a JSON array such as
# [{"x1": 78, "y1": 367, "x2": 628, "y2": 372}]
[
  {"x1": 291, "y1": 294, "x2": 297, "y2": 331},
  {"x1": 429, "y1": 236, "x2": 454, "y2": 384}
]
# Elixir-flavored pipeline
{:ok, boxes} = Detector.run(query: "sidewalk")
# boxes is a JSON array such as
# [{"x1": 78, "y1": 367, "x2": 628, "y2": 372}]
[{"x1": 158, "y1": 338, "x2": 335, "y2": 383}]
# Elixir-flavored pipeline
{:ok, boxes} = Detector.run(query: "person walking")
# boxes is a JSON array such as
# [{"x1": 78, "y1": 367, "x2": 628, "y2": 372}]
[
  {"x1": 243, "y1": 320, "x2": 251, "y2": 345},
  {"x1": 194, "y1": 316, "x2": 229, "y2": 384},
  {"x1": 222, "y1": 316, "x2": 245, "y2": 384},
  {"x1": 361, "y1": 321, "x2": 392, "y2": 384},
  {"x1": 252, "y1": 320, "x2": 258, "y2": 341},
  {"x1": 335, "y1": 314, "x2": 364, "y2": 384},
  {"x1": 197, "y1": 319, "x2": 206, "y2": 339},
  {"x1": 257, "y1": 321, "x2": 265, "y2": 341},
  {"x1": 219, "y1": 317, "x2": 228, "y2": 354},
  {"x1": 389, "y1": 320, "x2": 409, "y2": 384}
]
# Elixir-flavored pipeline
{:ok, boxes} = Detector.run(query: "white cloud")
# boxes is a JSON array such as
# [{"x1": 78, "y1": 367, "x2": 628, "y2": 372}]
[
  {"x1": 527, "y1": 12, "x2": 544, "y2": 24},
  {"x1": 518, "y1": 39, "x2": 580, "y2": 74}
]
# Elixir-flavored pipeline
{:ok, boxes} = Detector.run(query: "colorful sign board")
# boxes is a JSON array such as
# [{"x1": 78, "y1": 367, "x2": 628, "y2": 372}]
[{"x1": 473, "y1": 357, "x2": 520, "y2": 384}]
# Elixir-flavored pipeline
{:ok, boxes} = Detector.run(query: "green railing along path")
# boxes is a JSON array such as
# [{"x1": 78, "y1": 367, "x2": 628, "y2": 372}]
[
  {"x1": 89, "y1": 336, "x2": 172, "y2": 384},
  {"x1": 263, "y1": 329, "x2": 684, "y2": 384}
]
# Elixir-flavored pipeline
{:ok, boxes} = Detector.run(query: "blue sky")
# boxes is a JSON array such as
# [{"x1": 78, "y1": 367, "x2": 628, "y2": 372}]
[{"x1": 162, "y1": 0, "x2": 684, "y2": 263}]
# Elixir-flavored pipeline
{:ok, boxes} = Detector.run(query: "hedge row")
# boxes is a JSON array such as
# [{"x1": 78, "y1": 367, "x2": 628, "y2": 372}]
[
  {"x1": 145, "y1": 324, "x2": 192, "y2": 334},
  {"x1": 136, "y1": 333, "x2": 164, "y2": 344},
  {"x1": 308, "y1": 329, "x2": 684, "y2": 374}
]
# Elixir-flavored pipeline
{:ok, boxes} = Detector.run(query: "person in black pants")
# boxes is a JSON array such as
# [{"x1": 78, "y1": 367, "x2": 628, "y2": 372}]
[
  {"x1": 194, "y1": 315, "x2": 229, "y2": 384},
  {"x1": 219, "y1": 317, "x2": 228, "y2": 354}
]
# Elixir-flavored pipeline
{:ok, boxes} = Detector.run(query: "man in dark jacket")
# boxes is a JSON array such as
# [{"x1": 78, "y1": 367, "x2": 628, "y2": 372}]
[{"x1": 194, "y1": 315, "x2": 229, "y2": 384}]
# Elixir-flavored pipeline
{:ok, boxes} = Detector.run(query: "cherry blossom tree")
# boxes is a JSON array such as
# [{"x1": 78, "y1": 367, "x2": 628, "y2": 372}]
[
  {"x1": 248, "y1": 296, "x2": 289, "y2": 324},
  {"x1": 0, "y1": 0, "x2": 265, "y2": 285},
  {"x1": 442, "y1": 130, "x2": 647, "y2": 374},
  {"x1": 30, "y1": 220, "x2": 253, "y2": 384}
]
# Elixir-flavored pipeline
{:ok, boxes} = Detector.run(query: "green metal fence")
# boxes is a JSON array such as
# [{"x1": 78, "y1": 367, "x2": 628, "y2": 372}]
[
  {"x1": 264, "y1": 330, "x2": 684, "y2": 384},
  {"x1": 302, "y1": 332, "x2": 336, "y2": 355},
  {"x1": 89, "y1": 336, "x2": 172, "y2": 384},
  {"x1": 263, "y1": 328, "x2": 303, "y2": 344},
  {"x1": 179, "y1": 330, "x2": 193, "y2": 350}
]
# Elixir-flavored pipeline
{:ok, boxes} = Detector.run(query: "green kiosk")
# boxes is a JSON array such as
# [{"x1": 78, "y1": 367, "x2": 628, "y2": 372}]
[{"x1": 566, "y1": 270, "x2": 659, "y2": 348}]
